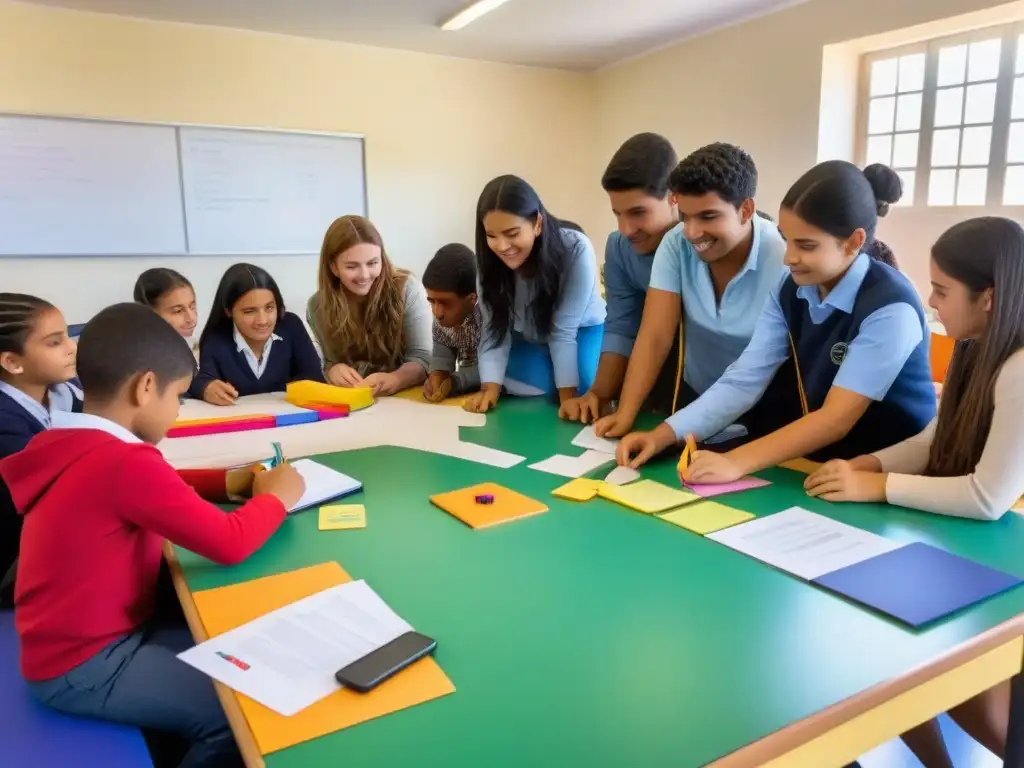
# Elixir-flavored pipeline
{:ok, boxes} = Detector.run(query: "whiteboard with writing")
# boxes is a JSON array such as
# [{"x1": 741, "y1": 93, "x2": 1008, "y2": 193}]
[
  {"x1": 0, "y1": 115, "x2": 187, "y2": 256},
  {"x1": 179, "y1": 127, "x2": 366, "y2": 255}
]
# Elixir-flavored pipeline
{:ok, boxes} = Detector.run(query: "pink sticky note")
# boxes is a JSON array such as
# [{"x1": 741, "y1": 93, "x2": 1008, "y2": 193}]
[{"x1": 684, "y1": 476, "x2": 770, "y2": 498}]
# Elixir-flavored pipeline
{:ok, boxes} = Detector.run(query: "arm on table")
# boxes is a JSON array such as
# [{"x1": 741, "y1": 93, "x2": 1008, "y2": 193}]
[{"x1": 548, "y1": 233, "x2": 603, "y2": 402}]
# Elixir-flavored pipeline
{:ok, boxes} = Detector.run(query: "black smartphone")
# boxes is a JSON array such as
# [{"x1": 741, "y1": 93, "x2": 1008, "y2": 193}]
[{"x1": 335, "y1": 631, "x2": 437, "y2": 692}]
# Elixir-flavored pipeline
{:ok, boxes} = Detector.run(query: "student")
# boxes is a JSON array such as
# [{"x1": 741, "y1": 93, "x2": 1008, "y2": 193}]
[
  {"x1": 422, "y1": 243, "x2": 481, "y2": 401},
  {"x1": 193, "y1": 263, "x2": 323, "y2": 404},
  {"x1": 618, "y1": 161, "x2": 936, "y2": 481},
  {"x1": 803, "y1": 215, "x2": 1024, "y2": 768},
  {"x1": 559, "y1": 133, "x2": 681, "y2": 424},
  {"x1": 0, "y1": 294, "x2": 81, "y2": 461},
  {"x1": 133, "y1": 268, "x2": 198, "y2": 341},
  {"x1": 0, "y1": 303, "x2": 304, "y2": 767},
  {"x1": 592, "y1": 143, "x2": 788, "y2": 440},
  {"x1": 467, "y1": 175, "x2": 606, "y2": 414},
  {"x1": 306, "y1": 215, "x2": 432, "y2": 397}
]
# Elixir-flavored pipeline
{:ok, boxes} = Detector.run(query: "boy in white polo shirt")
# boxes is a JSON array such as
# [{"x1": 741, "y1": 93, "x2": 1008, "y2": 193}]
[{"x1": 594, "y1": 143, "x2": 788, "y2": 442}]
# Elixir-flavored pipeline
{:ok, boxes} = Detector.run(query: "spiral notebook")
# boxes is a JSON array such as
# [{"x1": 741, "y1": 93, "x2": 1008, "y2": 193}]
[{"x1": 285, "y1": 459, "x2": 362, "y2": 514}]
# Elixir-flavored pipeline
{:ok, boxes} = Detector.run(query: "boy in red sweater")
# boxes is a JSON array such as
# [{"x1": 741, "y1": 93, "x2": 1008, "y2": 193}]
[{"x1": 0, "y1": 303, "x2": 305, "y2": 768}]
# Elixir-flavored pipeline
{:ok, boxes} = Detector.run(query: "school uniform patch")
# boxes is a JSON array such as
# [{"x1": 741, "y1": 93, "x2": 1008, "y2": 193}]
[{"x1": 830, "y1": 342, "x2": 849, "y2": 365}]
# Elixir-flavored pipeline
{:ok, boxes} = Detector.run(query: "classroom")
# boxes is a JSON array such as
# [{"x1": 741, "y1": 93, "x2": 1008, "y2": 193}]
[{"x1": 1, "y1": 0, "x2": 1024, "y2": 766}]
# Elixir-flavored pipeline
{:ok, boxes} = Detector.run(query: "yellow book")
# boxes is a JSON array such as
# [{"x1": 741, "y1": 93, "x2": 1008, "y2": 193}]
[
  {"x1": 318, "y1": 504, "x2": 366, "y2": 531},
  {"x1": 659, "y1": 501, "x2": 755, "y2": 535},
  {"x1": 598, "y1": 479, "x2": 699, "y2": 514},
  {"x1": 552, "y1": 478, "x2": 606, "y2": 502}
]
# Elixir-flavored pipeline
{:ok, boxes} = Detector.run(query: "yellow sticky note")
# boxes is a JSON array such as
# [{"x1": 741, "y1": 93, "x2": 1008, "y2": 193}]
[
  {"x1": 658, "y1": 501, "x2": 755, "y2": 535},
  {"x1": 552, "y1": 478, "x2": 605, "y2": 502},
  {"x1": 318, "y1": 504, "x2": 366, "y2": 531},
  {"x1": 598, "y1": 479, "x2": 699, "y2": 514}
]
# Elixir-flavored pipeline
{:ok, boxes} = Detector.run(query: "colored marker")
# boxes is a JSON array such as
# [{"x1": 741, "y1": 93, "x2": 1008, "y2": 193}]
[{"x1": 271, "y1": 442, "x2": 284, "y2": 468}]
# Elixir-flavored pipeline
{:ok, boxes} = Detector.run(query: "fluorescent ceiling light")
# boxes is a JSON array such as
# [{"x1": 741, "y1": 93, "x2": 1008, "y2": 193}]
[{"x1": 441, "y1": 0, "x2": 513, "y2": 31}]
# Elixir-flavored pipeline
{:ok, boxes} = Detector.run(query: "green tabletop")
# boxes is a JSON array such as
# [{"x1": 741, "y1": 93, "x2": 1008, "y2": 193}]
[{"x1": 174, "y1": 398, "x2": 1024, "y2": 768}]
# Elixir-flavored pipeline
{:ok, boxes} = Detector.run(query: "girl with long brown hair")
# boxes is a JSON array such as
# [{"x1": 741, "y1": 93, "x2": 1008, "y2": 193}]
[
  {"x1": 805, "y1": 215, "x2": 1024, "y2": 767},
  {"x1": 306, "y1": 216, "x2": 432, "y2": 396}
]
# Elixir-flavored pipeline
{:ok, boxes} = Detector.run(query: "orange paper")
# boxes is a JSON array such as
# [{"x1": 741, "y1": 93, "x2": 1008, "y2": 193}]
[
  {"x1": 430, "y1": 482, "x2": 548, "y2": 529},
  {"x1": 191, "y1": 562, "x2": 455, "y2": 755},
  {"x1": 780, "y1": 458, "x2": 822, "y2": 475},
  {"x1": 394, "y1": 386, "x2": 466, "y2": 408}
]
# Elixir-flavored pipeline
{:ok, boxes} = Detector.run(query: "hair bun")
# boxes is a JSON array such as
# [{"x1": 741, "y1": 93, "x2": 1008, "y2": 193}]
[{"x1": 863, "y1": 164, "x2": 903, "y2": 217}]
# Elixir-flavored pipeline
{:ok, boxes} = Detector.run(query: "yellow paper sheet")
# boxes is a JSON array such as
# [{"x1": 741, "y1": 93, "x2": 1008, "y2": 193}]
[
  {"x1": 319, "y1": 504, "x2": 367, "y2": 530},
  {"x1": 191, "y1": 562, "x2": 455, "y2": 755},
  {"x1": 552, "y1": 478, "x2": 605, "y2": 502},
  {"x1": 658, "y1": 501, "x2": 755, "y2": 535},
  {"x1": 394, "y1": 387, "x2": 466, "y2": 408},
  {"x1": 598, "y1": 479, "x2": 699, "y2": 514}
]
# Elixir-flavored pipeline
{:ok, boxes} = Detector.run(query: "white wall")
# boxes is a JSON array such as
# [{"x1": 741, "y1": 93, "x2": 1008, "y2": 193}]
[{"x1": 0, "y1": 1, "x2": 596, "y2": 323}]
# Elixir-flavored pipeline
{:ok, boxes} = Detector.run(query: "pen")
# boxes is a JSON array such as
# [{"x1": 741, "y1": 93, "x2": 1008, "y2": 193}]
[{"x1": 271, "y1": 442, "x2": 284, "y2": 469}]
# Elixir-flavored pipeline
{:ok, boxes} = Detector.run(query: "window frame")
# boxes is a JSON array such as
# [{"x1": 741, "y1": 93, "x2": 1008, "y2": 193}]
[{"x1": 856, "y1": 22, "x2": 1024, "y2": 209}]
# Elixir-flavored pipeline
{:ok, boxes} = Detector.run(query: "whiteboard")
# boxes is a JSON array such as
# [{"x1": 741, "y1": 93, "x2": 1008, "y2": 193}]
[
  {"x1": 0, "y1": 115, "x2": 187, "y2": 256},
  {"x1": 180, "y1": 127, "x2": 366, "y2": 255}
]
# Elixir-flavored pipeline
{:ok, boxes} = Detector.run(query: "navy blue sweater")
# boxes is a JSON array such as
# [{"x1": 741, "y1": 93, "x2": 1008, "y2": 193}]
[
  {"x1": 0, "y1": 381, "x2": 83, "y2": 461},
  {"x1": 191, "y1": 312, "x2": 324, "y2": 399},
  {"x1": 778, "y1": 259, "x2": 936, "y2": 461}
]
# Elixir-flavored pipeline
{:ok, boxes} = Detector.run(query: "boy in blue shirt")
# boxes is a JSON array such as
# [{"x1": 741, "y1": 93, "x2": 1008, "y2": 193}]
[
  {"x1": 593, "y1": 143, "x2": 788, "y2": 440},
  {"x1": 559, "y1": 133, "x2": 681, "y2": 423}
]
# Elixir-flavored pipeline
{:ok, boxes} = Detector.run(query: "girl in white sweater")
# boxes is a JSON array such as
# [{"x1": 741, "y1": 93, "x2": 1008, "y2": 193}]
[{"x1": 805, "y1": 216, "x2": 1024, "y2": 766}]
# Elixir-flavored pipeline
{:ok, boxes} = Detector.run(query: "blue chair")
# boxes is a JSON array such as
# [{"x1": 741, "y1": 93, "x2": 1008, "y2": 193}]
[
  {"x1": 67, "y1": 323, "x2": 87, "y2": 340},
  {"x1": 0, "y1": 611, "x2": 152, "y2": 766}
]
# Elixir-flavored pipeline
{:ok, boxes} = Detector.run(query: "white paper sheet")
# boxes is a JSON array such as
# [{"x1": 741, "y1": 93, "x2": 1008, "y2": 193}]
[
  {"x1": 528, "y1": 450, "x2": 616, "y2": 479},
  {"x1": 162, "y1": 395, "x2": 525, "y2": 470},
  {"x1": 706, "y1": 506, "x2": 904, "y2": 580},
  {"x1": 178, "y1": 580, "x2": 411, "y2": 716},
  {"x1": 571, "y1": 426, "x2": 619, "y2": 455},
  {"x1": 604, "y1": 466, "x2": 641, "y2": 485},
  {"x1": 286, "y1": 459, "x2": 362, "y2": 513}
]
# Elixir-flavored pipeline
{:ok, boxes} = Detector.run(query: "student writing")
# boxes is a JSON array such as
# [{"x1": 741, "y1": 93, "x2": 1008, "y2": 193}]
[
  {"x1": 0, "y1": 303, "x2": 305, "y2": 767},
  {"x1": 559, "y1": 133, "x2": 681, "y2": 423},
  {"x1": 133, "y1": 267, "x2": 198, "y2": 343},
  {"x1": 592, "y1": 143, "x2": 788, "y2": 441},
  {"x1": 466, "y1": 175, "x2": 606, "y2": 414},
  {"x1": 422, "y1": 243, "x2": 481, "y2": 401},
  {"x1": 193, "y1": 263, "x2": 323, "y2": 405},
  {"x1": 306, "y1": 215, "x2": 432, "y2": 397},
  {"x1": 620, "y1": 161, "x2": 936, "y2": 481}
]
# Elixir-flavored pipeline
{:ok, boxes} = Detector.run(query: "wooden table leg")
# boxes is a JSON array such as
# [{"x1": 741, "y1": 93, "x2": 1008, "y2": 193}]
[{"x1": 1006, "y1": 672, "x2": 1024, "y2": 768}]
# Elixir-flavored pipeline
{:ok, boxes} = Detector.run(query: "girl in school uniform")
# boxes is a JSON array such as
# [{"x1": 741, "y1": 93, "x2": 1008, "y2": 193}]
[
  {"x1": 306, "y1": 215, "x2": 433, "y2": 397},
  {"x1": 804, "y1": 216, "x2": 1024, "y2": 768},
  {"x1": 133, "y1": 268, "x2": 198, "y2": 343},
  {"x1": 617, "y1": 161, "x2": 936, "y2": 480},
  {"x1": 193, "y1": 264, "x2": 323, "y2": 404},
  {"x1": 0, "y1": 293, "x2": 81, "y2": 581},
  {"x1": 466, "y1": 175, "x2": 606, "y2": 414}
]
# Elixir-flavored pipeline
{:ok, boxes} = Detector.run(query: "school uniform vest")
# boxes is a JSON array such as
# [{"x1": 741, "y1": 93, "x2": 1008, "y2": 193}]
[{"x1": 778, "y1": 260, "x2": 935, "y2": 461}]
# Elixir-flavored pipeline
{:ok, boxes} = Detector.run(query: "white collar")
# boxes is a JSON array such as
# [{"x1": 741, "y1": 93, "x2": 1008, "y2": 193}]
[
  {"x1": 51, "y1": 410, "x2": 142, "y2": 444},
  {"x1": 0, "y1": 379, "x2": 82, "y2": 429}
]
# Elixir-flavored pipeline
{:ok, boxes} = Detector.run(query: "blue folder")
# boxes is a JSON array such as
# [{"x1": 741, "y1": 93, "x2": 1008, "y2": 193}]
[{"x1": 812, "y1": 542, "x2": 1022, "y2": 628}]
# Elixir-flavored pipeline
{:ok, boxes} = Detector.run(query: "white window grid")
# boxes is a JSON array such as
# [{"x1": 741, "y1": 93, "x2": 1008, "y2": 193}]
[{"x1": 857, "y1": 22, "x2": 1024, "y2": 208}]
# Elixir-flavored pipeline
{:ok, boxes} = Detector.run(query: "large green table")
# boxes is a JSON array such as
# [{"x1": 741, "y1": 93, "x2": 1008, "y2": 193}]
[{"x1": 171, "y1": 398, "x2": 1024, "y2": 767}]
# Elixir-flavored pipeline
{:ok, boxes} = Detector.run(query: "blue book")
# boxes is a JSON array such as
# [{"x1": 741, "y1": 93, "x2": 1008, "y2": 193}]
[{"x1": 812, "y1": 542, "x2": 1022, "y2": 627}]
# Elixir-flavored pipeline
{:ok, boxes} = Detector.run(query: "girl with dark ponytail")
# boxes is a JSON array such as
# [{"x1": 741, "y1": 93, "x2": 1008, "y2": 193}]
[{"x1": 617, "y1": 161, "x2": 936, "y2": 481}]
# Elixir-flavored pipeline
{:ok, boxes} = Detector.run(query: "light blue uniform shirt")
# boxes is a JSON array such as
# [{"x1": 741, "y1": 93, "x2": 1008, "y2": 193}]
[
  {"x1": 665, "y1": 252, "x2": 925, "y2": 440},
  {"x1": 0, "y1": 379, "x2": 82, "y2": 429},
  {"x1": 649, "y1": 214, "x2": 787, "y2": 395},
  {"x1": 479, "y1": 228, "x2": 606, "y2": 390},
  {"x1": 601, "y1": 232, "x2": 657, "y2": 357}
]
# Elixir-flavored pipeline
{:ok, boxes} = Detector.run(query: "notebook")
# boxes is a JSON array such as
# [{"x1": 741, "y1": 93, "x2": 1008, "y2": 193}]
[
  {"x1": 286, "y1": 459, "x2": 363, "y2": 514},
  {"x1": 812, "y1": 542, "x2": 1023, "y2": 627}
]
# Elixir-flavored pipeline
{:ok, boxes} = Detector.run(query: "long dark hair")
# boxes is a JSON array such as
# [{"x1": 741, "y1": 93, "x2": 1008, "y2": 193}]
[
  {"x1": 781, "y1": 161, "x2": 903, "y2": 264},
  {"x1": 476, "y1": 175, "x2": 572, "y2": 344},
  {"x1": 133, "y1": 268, "x2": 192, "y2": 307},
  {"x1": 926, "y1": 217, "x2": 1024, "y2": 477},
  {"x1": 199, "y1": 263, "x2": 285, "y2": 348},
  {"x1": 0, "y1": 293, "x2": 55, "y2": 358}
]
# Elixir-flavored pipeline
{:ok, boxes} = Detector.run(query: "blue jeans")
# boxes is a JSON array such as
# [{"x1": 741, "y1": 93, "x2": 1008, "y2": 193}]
[
  {"x1": 27, "y1": 624, "x2": 240, "y2": 768},
  {"x1": 504, "y1": 324, "x2": 604, "y2": 397}
]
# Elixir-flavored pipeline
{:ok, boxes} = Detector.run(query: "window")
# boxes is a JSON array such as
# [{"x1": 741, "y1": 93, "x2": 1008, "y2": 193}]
[{"x1": 859, "y1": 24, "x2": 1024, "y2": 207}]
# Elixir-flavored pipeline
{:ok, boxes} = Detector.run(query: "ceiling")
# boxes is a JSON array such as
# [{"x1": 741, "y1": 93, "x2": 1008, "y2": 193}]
[{"x1": 24, "y1": 0, "x2": 810, "y2": 70}]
